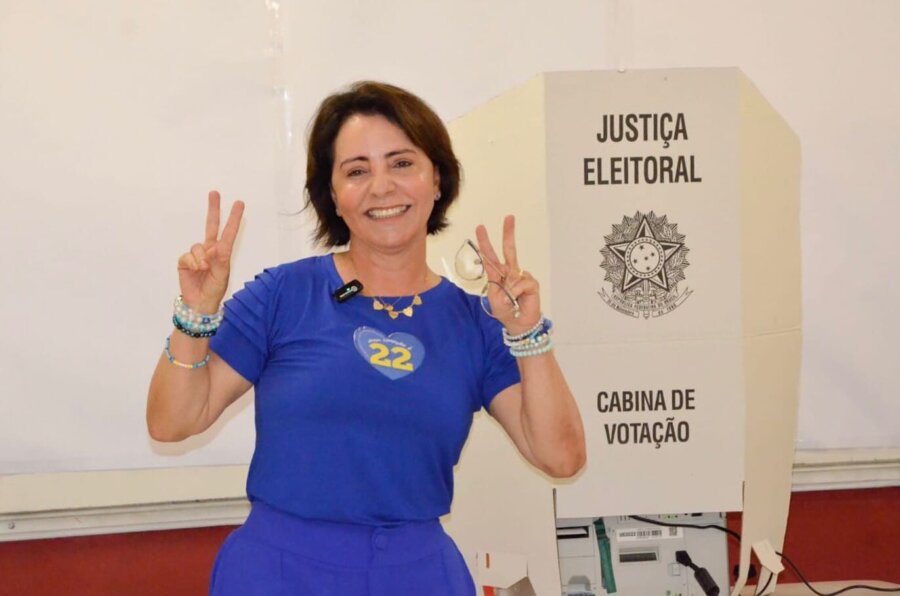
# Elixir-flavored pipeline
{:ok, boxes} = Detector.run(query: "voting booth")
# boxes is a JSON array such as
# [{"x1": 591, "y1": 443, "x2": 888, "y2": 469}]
[{"x1": 427, "y1": 69, "x2": 801, "y2": 595}]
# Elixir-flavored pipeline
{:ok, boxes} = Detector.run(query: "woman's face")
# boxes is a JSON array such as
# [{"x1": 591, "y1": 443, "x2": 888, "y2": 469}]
[{"x1": 331, "y1": 113, "x2": 440, "y2": 253}]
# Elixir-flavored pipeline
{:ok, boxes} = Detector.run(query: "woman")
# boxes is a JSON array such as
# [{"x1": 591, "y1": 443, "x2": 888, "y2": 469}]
[{"x1": 147, "y1": 81, "x2": 585, "y2": 595}]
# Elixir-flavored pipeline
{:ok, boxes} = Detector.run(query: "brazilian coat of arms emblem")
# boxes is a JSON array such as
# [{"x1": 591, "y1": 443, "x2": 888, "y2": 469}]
[{"x1": 599, "y1": 211, "x2": 691, "y2": 318}]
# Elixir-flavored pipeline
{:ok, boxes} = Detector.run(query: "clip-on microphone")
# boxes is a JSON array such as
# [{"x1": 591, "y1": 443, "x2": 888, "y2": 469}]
[{"x1": 333, "y1": 280, "x2": 363, "y2": 303}]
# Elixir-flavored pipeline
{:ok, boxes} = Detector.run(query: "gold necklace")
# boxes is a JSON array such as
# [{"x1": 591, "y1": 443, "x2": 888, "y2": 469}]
[
  {"x1": 343, "y1": 253, "x2": 428, "y2": 319},
  {"x1": 372, "y1": 293, "x2": 423, "y2": 319}
]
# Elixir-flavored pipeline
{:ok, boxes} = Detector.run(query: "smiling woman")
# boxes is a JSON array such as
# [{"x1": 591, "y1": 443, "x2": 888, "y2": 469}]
[
  {"x1": 329, "y1": 113, "x2": 441, "y2": 255},
  {"x1": 305, "y1": 81, "x2": 461, "y2": 248},
  {"x1": 146, "y1": 81, "x2": 585, "y2": 595}
]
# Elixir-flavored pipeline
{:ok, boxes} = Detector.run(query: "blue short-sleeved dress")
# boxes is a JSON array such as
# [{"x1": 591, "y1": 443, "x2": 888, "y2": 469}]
[{"x1": 207, "y1": 254, "x2": 520, "y2": 595}]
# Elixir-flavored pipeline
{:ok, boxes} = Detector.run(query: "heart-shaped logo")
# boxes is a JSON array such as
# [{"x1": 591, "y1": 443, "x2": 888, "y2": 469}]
[{"x1": 353, "y1": 327, "x2": 425, "y2": 380}]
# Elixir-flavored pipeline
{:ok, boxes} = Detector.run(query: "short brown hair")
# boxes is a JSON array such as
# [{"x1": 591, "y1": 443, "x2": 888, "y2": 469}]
[{"x1": 304, "y1": 81, "x2": 461, "y2": 247}]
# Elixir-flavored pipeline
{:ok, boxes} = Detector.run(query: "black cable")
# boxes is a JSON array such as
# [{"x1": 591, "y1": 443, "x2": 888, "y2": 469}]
[
  {"x1": 676, "y1": 550, "x2": 721, "y2": 596},
  {"x1": 776, "y1": 550, "x2": 900, "y2": 596},
  {"x1": 629, "y1": 514, "x2": 741, "y2": 541},
  {"x1": 755, "y1": 570, "x2": 773, "y2": 596},
  {"x1": 627, "y1": 515, "x2": 900, "y2": 595}
]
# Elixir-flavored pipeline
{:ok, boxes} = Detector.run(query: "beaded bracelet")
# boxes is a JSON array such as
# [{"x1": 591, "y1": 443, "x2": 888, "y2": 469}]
[
  {"x1": 503, "y1": 316, "x2": 553, "y2": 346},
  {"x1": 172, "y1": 315, "x2": 218, "y2": 338},
  {"x1": 503, "y1": 316, "x2": 547, "y2": 344},
  {"x1": 509, "y1": 337, "x2": 554, "y2": 358},
  {"x1": 504, "y1": 315, "x2": 555, "y2": 358},
  {"x1": 510, "y1": 330, "x2": 551, "y2": 349},
  {"x1": 173, "y1": 295, "x2": 223, "y2": 336},
  {"x1": 164, "y1": 336, "x2": 210, "y2": 369},
  {"x1": 509, "y1": 331, "x2": 552, "y2": 355}
]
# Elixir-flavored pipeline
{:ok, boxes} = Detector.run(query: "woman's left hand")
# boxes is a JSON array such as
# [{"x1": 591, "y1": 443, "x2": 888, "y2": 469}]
[{"x1": 475, "y1": 215, "x2": 542, "y2": 335}]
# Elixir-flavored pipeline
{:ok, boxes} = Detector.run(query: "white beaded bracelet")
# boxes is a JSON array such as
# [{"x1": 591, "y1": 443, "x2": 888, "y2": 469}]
[
  {"x1": 503, "y1": 316, "x2": 548, "y2": 345},
  {"x1": 509, "y1": 339, "x2": 554, "y2": 358},
  {"x1": 174, "y1": 295, "x2": 224, "y2": 335}
]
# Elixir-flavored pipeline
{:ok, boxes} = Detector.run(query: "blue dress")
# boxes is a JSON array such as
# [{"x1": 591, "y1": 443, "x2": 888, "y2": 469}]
[{"x1": 208, "y1": 254, "x2": 520, "y2": 594}]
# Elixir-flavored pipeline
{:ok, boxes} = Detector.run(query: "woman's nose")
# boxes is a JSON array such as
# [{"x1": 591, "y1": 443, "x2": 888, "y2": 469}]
[{"x1": 369, "y1": 165, "x2": 396, "y2": 197}]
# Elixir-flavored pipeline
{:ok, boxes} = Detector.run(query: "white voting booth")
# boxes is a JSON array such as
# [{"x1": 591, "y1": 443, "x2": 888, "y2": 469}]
[{"x1": 428, "y1": 69, "x2": 801, "y2": 596}]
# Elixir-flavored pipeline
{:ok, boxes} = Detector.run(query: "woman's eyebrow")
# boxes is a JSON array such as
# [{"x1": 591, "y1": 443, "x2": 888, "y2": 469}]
[
  {"x1": 384, "y1": 148, "x2": 415, "y2": 158},
  {"x1": 338, "y1": 148, "x2": 416, "y2": 168},
  {"x1": 338, "y1": 155, "x2": 367, "y2": 168}
]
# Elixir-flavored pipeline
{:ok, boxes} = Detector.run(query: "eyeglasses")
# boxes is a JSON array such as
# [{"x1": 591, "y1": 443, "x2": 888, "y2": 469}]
[{"x1": 454, "y1": 239, "x2": 521, "y2": 320}]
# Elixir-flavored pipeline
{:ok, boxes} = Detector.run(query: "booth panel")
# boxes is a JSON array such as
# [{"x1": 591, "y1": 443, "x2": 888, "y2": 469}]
[
  {"x1": 738, "y1": 72, "x2": 802, "y2": 337},
  {"x1": 554, "y1": 339, "x2": 745, "y2": 518},
  {"x1": 543, "y1": 69, "x2": 744, "y2": 344}
]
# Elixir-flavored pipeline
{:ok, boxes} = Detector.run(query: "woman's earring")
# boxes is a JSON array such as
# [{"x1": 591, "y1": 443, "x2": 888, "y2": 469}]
[{"x1": 434, "y1": 191, "x2": 442, "y2": 202}]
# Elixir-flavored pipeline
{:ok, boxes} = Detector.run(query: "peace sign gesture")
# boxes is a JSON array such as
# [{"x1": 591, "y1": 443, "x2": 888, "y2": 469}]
[
  {"x1": 475, "y1": 215, "x2": 542, "y2": 335},
  {"x1": 177, "y1": 191, "x2": 244, "y2": 313}
]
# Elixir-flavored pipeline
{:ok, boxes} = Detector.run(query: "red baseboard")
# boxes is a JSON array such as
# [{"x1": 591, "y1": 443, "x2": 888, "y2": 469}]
[
  {"x1": 0, "y1": 525, "x2": 235, "y2": 596},
  {"x1": 0, "y1": 487, "x2": 896, "y2": 595},
  {"x1": 727, "y1": 487, "x2": 900, "y2": 586}
]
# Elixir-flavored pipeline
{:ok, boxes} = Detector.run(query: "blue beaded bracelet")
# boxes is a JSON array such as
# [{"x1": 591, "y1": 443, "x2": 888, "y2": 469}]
[
  {"x1": 164, "y1": 336, "x2": 210, "y2": 369},
  {"x1": 173, "y1": 315, "x2": 218, "y2": 338},
  {"x1": 503, "y1": 316, "x2": 553, "y2": 346}
]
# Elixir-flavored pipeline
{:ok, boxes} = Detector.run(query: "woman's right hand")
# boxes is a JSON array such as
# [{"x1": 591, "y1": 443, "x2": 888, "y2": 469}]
[{"x1": 177, "y1": 190, "x2": 245, "y2": 313}]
